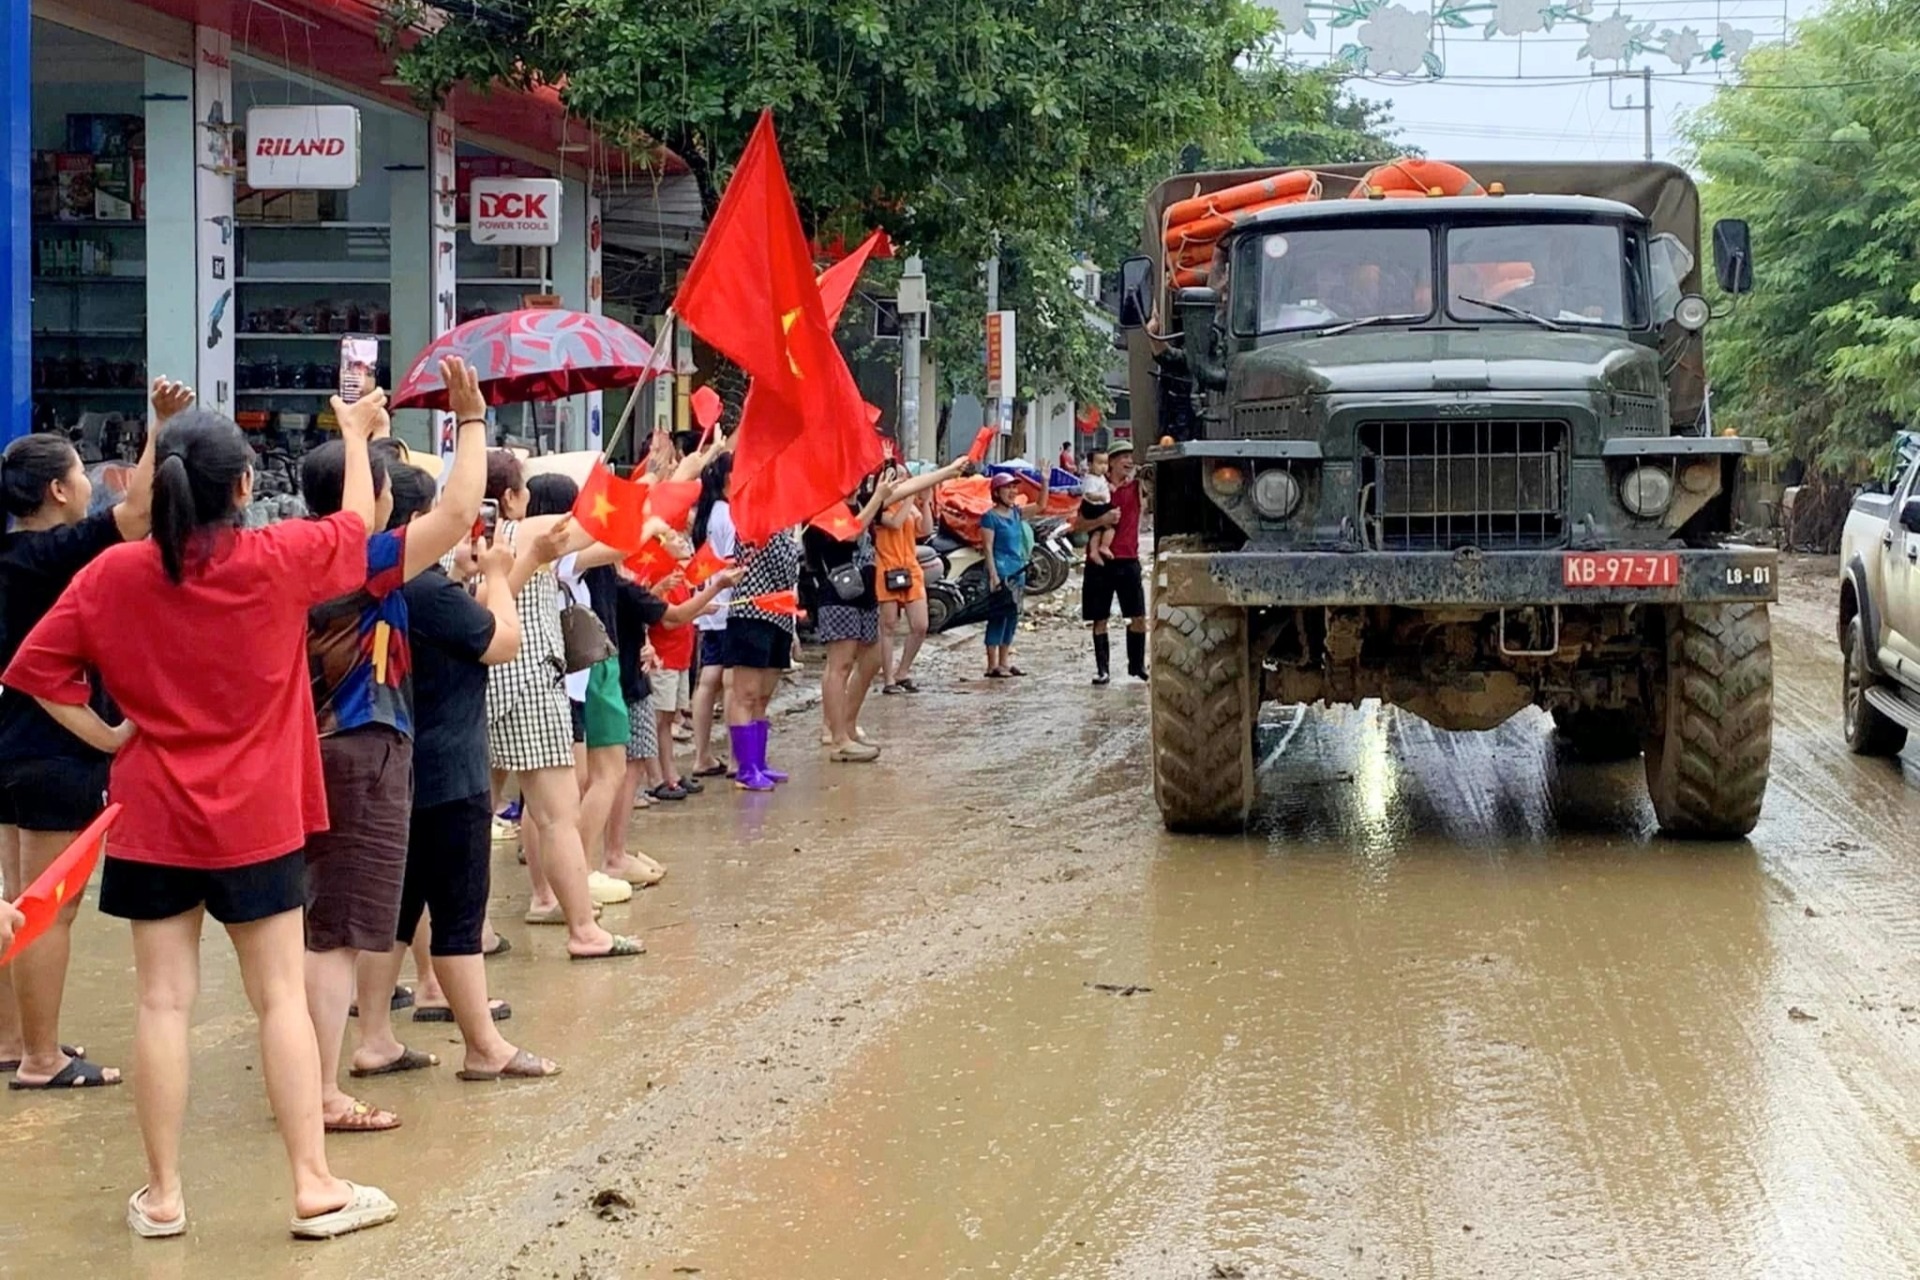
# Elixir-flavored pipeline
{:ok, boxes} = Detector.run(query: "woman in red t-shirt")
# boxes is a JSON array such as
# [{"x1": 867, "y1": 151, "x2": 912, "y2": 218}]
[{"x1": 3, "y1": 396, "x2": 398, "y2": 1242}]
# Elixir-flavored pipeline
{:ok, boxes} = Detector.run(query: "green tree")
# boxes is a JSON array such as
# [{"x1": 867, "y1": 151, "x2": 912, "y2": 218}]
[{"x1": 1684, "y1": 0, "x2": 1920, "y2": 469}]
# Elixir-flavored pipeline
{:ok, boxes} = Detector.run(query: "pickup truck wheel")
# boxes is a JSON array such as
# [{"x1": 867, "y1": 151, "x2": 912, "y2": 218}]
[
  {"x1": 1843, "y1": 615, "x2": 1907, "y2": 756},
  {"x1": 1552, "y1": 708, "x2": 1642, "y2": 762},
  {"x1": 1152, "y1": 560, "x2": 1257, "y2": 832},
  {"x1": 1644, "y1": 603, "x2": 1773, "y2": 838}
]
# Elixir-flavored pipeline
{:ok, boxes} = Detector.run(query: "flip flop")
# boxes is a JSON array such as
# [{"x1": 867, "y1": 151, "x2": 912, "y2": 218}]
[
  {"x1": 482, "y1": 936, "x2": 512, "y2": 958},
  {"x1": 413, "y1": 1000, "x2": 510, "y2": 1024},
  {"x1": 524, "y1": 903, "x2": 601, "y2": 925},
  {"x1": 9, "y1": 1055, "x2": 120, "y2": 1090},
  {"x1": 570, "y1": 935, "x2": 646, "y2": 961},
  {"x1": 127, "y1": 1186, "x2": 187, "y2": 1239},
  {"x1": 0, "y1": 1043, "x2": 84, "y2": 1073},
  {"x1": 456, "y1": 1047, "x2": 563, "y2": 1082},
  {"x1": 1005, "y1": 666, "x2": 1027, "y2": 677},
  {"x1": 288, "y1": 1181, "x2": 399, "y2": 1240},
  {"x1": 348, "y1": 1046, "x2": 439, "y2": 1079},
  {"x1": 324, "y1": 1099, "x2": 402, "y2": 1133},
  {"x1": 681, "y1": 777, "x2": 705, "y2": 795},
  {"x1": 693, "y1": 763, "x2": 729, "y2": 778}
]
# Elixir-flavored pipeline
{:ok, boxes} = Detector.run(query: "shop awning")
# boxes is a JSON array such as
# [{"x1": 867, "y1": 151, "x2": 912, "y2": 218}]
[{"x1": 134, "y1": 0, "x2": 681, "y2": 175}]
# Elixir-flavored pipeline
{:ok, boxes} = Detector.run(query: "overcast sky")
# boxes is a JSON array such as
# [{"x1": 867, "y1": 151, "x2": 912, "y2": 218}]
[{"x1": 1274, "y1": 0, "x2": 1818, "y2": 165}]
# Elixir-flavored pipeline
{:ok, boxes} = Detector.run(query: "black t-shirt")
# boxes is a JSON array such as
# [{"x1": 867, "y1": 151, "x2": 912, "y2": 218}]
[
  {"x1": 803, "y1": 524, "x2": 877, "y2": 609},
  {"x1": 615, "y1": 581, "x2": 669, "y2": 704},
  {"x1": 0, "y1": 511, "x2": 122, "y2": 764},
  {"x1": 582, "y1": 564, "x2": 621, "y2": 639},
  {"x1": 403, "y1": 566, "x2": 496, "y2": 809}
]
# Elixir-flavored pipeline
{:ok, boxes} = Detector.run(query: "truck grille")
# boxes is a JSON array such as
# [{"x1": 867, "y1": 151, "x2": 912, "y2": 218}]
[{"x1": 1358, "y1": 419, "x2": 1567, "y2": 550}]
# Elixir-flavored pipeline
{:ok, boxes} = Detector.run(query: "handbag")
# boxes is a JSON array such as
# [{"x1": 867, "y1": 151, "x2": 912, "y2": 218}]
[
  {"x1": 883, "y1": 566, "x2": 914, "y2": 594},
  {"x1": 826, "y1": 562, "x2": 866, "y2": 603},
  {"x1": 559, "y1": 601, "x2": 614, "y2": 673}
]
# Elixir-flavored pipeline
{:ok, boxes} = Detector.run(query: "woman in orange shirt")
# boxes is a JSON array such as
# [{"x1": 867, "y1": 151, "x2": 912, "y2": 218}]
[{"x1": 876, "y1": 458, "x2": 970, "y2": 694}]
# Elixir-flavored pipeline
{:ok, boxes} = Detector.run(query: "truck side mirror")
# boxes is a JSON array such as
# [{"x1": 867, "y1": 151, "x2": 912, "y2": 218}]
[
  {"x1": 1712, "y1": 220, "x2": 1753, "y2": 295},
  {"x1": 1901, "y1": 497, "x2": 1920, "y2": 534},
  {"x1": 1117, "y1": 256, "x2": 1154, "y2": 330}
]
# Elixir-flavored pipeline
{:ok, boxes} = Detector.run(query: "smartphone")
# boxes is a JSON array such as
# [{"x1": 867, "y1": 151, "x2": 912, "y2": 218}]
[
  {"x1": 337, "y1": 335, "x2": 378, "y2": 404},
  {"x1": 476, "y1": 498, "x2": 499, "y2": 543}
]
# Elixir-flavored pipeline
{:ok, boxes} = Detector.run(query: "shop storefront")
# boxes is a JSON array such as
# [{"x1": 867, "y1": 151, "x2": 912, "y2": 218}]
[{"x1": 4, "y1": 0, "x2": 667, "y2": 468}]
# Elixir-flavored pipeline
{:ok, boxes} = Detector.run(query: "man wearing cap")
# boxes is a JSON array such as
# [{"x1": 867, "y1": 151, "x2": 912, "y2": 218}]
[{"x1": 1079, "y1": 440, "x2": 1146, "y2": 684}]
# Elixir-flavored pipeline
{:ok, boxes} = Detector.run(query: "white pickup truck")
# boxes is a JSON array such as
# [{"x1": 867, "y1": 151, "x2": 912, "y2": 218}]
[{"x1": 1839, "y1": 454, "x2": 1920, "y2": 753}]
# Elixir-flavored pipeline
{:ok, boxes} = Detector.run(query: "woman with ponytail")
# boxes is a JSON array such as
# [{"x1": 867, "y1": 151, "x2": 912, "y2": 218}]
[
  {"x1": 2, "y1": 389, "x2": 399, "y2": 1241},
  {"x1": 0, "y1": 378, "x2": 188, "y2": 1095}
]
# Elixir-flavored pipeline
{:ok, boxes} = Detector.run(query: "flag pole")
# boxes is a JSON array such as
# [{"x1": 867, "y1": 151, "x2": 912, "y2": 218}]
[{"x1": 601, "y1": 310, "x2": 675, "y2": 462}]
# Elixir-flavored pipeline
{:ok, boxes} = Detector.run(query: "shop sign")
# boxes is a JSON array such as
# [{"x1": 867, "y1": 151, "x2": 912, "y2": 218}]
[
  {"x1": 244, "y1": 106, "x2": 361, "y2": 189},
  {"x1": 472, "y1": 177, "x2": 563, "y2": 245},
  {"x1": 985, "y1": 310, "x2": 1016, "y2": 400}
]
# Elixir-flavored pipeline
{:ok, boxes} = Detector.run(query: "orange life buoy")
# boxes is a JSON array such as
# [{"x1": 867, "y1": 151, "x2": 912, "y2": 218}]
[
  {"x1": 1349, "y1": 159, "x2": 1484, "y2": 199},
  {"x1": 1172, "y1": 265, "x2": 1214, "y2": 289},
  {"x1": 1164, "y1": 170, "x2": 1321, "y2": 228},
  {"x1": 1162, "y1": 191, "x2": 1318, "y2": 251}
]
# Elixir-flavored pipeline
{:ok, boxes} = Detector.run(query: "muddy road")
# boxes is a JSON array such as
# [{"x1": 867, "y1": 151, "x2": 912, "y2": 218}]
[{"x1": 6, "y1": 559, "x2": 1920, "y2": 1278}]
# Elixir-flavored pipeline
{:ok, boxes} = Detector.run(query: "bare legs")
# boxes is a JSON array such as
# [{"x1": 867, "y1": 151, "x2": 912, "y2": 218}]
[
  {"x1": 518, "y1": 766, "x2": 620, "y2": 957},
  {"x1": 133, "y1": 906, "x2": 362, "y2": 1226},
  {"x1": 882, "y1": 598, "x2": 930, "y2": 688},
  {"x1": 822, "y1": 639, "x2": 859, "y2": 747},
  {"x1": 691, "y1": 660, "x2": 729, "y2": 772},
  {"x1": 577, "y1": 744, "x2": 625, "y2": 875},
  {"x1": 304, "y1": 945, "x2": 373, "y2": 1126}
]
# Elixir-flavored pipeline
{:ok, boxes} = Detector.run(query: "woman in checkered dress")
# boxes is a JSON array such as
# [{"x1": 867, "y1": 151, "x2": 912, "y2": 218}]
[
  {"x1": 481, "y1": 452, "x2": 641, "y2": 959},
  {"x1": 721, "y1": 526, "x2": 801, "y2": 790}
]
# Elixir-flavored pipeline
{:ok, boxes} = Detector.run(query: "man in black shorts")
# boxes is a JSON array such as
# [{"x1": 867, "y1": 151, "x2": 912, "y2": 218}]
[{"x1": 1080, "y1": 439, "x2": 1147, "y2": 685}]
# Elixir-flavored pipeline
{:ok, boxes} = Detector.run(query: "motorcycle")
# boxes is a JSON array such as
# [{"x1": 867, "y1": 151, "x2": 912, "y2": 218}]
[{"x1": 923, "y1": 516, "x2": 1073, "y2": 634}]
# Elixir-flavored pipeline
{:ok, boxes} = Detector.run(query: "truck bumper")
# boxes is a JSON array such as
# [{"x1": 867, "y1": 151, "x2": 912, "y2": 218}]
[{"x1": 1154, "y1": 546, "x2": 1780, "y2": 608}]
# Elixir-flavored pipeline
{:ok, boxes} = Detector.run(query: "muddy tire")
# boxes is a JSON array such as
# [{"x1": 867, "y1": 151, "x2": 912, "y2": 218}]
[
  {"x1": 1843, "y1": 615, "x2": 1907, "y2": 757},
  {"x1": 1553, "y1": 708, "x2": 1643, "y2": 762},
  {"x1": 1644, "y1": 602, "x2": 1773, "y2": 838},
  {"x1": 1152, "y1": 599, "x2": 1257, "y2": 833},
  {"x1": 1025, "y1": 549, "x2": 1069, "y2": 597},
  {"x1": 925, "y1": 588, "x2": 954, "y2": 636}
]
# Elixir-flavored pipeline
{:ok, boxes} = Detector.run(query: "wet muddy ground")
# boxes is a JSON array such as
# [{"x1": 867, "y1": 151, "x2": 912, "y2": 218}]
[{"x1": 6, "y1": 557, "x2": 1920, "y2": 1278}]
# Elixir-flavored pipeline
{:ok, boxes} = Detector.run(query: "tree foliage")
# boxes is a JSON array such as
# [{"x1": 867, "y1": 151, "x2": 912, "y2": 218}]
[
  {"x1": 393, "y1": 1, "x2": 1396, "y2": 409},
  {"x1": 1684, "y1": 0, "x2": 1920, "y2": 469}
]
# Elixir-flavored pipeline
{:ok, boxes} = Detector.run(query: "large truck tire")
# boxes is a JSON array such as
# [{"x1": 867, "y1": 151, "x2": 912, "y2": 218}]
[
  {"x1": 1152, "y1": 597, "x2": 1258, "y2": 833},
  {"x1": 1644, "y1": 602, "x2": 1773, "y2": 838},
  {"x1": 1553, "y1": 708, "x2": 1643, "y2": 762},
  {"x1": 1842, "y1": 615, "x2": 1907, "y2": 757}
]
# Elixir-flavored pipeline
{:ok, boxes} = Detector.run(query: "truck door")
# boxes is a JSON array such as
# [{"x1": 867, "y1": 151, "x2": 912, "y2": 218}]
[{"x1": 1877, "y1": 462, "x2": 1920, "y2": 676}]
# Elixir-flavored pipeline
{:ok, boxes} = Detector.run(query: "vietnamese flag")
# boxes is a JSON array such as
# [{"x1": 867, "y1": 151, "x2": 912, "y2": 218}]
[
  {"x1": 644, "y1": 479, "x2": 701, "y2": 533},
  {"x1": 808, "y1": 505, "x2": 863, "y2": 542},
  {"x1": 691, "y1": 385, "x2": 722, "y2": 432},
  {"x1": 966, "y1": 425, "x2": 997, "y2": 464},
  {"x1": 816, "y1": 230, "x2": 888, "y2": 327},
  {"x1": 682, "y1": 541, "x2": 731, "y2": 588},
  {"x1": 573, "y1": 461, "x2": 651, "y2": 552},
  {"x1": 624, "y1": 539, "x2": 681, "y2": 587},
  {"x1": 672, "y1": 112, "x2": 881, "y2": 542},
  {"x1": 746, "y1": 588, "x2": 801, "y2": 616},
  {"x1": 1, "y1": 805, "x2": 119, "y2": 966}
]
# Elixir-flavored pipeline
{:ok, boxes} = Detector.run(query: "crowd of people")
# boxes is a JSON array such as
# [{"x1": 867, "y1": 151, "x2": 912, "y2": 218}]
[{"x1": 0, "y1": 367, "x2": 1147, "y2": 1243}]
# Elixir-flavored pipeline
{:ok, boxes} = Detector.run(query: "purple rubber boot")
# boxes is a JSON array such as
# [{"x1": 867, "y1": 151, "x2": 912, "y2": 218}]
[
  {"x1": 755, "y1": 720, "x2": 789, "y2": 784},
  {"x1": 730, "y1": 723, "x2": 775, "y2": 792}
]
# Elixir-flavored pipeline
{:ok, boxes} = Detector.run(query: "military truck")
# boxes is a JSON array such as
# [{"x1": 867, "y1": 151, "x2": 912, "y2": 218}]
[{"x1": 1117, "y1": 161, "x2": 1775, "y2": 836}]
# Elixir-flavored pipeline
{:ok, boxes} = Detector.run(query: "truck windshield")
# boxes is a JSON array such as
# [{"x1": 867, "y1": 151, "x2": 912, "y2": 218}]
[
  {"x1": 1252, "y1": 227, "x2": 1432, "y2": 333},
  {"x1": 1446, "y1": 223, "x2": 1632, "y2": 327}
]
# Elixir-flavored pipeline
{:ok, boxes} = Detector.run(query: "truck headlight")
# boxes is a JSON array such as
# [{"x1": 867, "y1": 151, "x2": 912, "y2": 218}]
[
  {"x1": 1619, "y1": 465, "x2": 1674, "y2": 518},
  {"x1": 1252, "y1": 468, "x2": 1301, "y2": 519}
]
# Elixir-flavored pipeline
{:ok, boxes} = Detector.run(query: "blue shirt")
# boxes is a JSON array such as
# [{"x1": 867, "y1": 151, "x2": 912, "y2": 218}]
[
  {"x1": 979, "y1": 507, "x2": 1028, "y2": 581},
  {"x1": 308, "y1": 527, "x2": 411, "y2": 738}
]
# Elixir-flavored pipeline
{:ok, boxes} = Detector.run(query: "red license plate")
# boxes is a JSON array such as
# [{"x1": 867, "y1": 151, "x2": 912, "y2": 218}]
[{"x1": 1562, "y1": 552, "x2": 1679, "y2": 588}]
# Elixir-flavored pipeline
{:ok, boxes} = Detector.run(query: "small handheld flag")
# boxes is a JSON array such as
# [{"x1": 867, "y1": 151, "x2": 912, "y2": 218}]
[
  {"x1": 691, "y1": 385, "x2": 722, "y2": 431},
  {"x1": 1, "y1": 804, "x2": 120, "y2": 966},
  {"x1": 624, "y1": 539, "x2": 681, "y2": 587},
  {"x1": 966, "y1": 425, "x2": 996, "y2": 465},
  {"x1": 683, "y1": 541, "x2": 731, "y2": 588},
  {"x1": 807, "y1": 506, "x2": 863, "y2": 542},
  {"x1": 746, "y1": 588, "x2": 801, "y2": 616},
  {"x1": 573, "y1": 461, "x2": 650, "y2": 552},
  {"x1": 644, "y1": 479, "x2": 702, "y2": 533}
]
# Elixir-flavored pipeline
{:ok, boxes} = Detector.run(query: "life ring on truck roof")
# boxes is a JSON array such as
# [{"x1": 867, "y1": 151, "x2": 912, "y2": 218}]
[
  {"x1": 1164, "y1": 170, "x2": 1321, "y2": 228},
  {"x1": 1349, "y1": 159, "x2": 1484, "y2": 199},
  {"x1": 1161, "y1": 191, "x2": 1319, "y2": 252}
]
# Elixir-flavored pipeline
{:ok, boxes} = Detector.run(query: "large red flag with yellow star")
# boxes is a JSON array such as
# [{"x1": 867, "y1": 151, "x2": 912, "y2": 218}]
[
  {"x1": 673, "y1": 112, "x2": 882, "y2": 542},
  {"x1": 572, "y1": 461, "x2": 650, "y2": 552}
]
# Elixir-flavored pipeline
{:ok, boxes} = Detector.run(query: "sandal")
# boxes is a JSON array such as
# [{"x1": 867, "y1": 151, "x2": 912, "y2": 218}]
[
  {"x1": 693, "y1": 763, "x2": 729, "y2": 778},
  {"x1": 289, "y1": 1181, "x2": 399, "y2": 1240},
  {"x1": 482, "y1": 935, "x2": 512, "y2": 958},
  {"x1": 1005, "y1": 666, "x2": 1027, "y2": 677},
  {"x1": 570, "y1": 934, "x2": 646, "y2": 961},
  {"x1": 414, "y1": 999, "x2": 510, "y2": 1024},
  {"x1": 899, "y1": 678, "x2": 921, "y2": 693},
  {"x1": 0, "y1": 1043, "x2": 84, "y2": 1073},
  {"x1": 127, "y1": 1186, "x2": 187, "y2": 1239},
  {"x1": 10, "y1": 1055, "x2": 120, "y2": 1090},
  {"x1": 323, "y1": 1099, "x2": 401, "y2": 1133},
  {"x1": 524, "y1": 903, "x2": 600, "y2": 926},
  {"x1": 985, "y1": 669, "x2": 1007, "y2": 679},
  {"x1": 681, "y1": 777, "x2": 705, "y2": 795},
  {"x1": 348, "y1": 1046, "x2": 439, "y2": 1079},
  {"x1": 456, "y1": 1046, "x2": 562, "y2": 1082}
]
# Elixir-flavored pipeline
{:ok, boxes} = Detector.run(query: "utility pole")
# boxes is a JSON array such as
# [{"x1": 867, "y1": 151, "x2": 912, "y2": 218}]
[
  {"x1": 898, "y1": 255, "x2": 927, "y2": 461},
  {"x1": 1593, "y1": 66, "x2": 1655, "y2": 162},
  {"x1": 983, "y1": 253, "x2": 1000, "y2": 463}
]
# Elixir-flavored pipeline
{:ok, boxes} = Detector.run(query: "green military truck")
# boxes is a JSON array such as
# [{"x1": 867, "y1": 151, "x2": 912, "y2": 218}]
[{"x1": 1117, "y1": 161, "x2": 1775, "y2": 837}]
